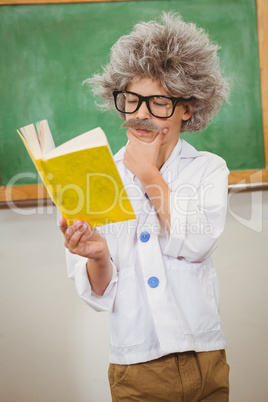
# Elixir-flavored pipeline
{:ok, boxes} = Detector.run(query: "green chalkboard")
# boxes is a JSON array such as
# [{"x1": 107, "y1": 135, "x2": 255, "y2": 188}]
[{"x1": 0, "y1": 0, "x2": 265, "y2": 186}]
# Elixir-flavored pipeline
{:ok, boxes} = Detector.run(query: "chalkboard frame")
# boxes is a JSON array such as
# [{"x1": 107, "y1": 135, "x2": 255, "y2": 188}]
[{"x1": 0, "y1": 0, "x2": 267, "y2": 205}]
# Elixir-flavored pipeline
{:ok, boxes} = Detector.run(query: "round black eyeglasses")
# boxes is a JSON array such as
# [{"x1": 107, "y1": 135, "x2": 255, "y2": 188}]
[{"x1": 113, "y1": 90, "x2": 193, "y2": 119}]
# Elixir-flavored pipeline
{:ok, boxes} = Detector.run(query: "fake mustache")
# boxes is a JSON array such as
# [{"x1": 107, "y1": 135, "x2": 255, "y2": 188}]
[{"x1": 122, "y1": 118, "x2": 162, "y2": 133}]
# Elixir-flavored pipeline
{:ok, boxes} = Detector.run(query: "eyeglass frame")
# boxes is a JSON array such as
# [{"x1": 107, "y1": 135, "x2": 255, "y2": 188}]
[{"x1": 113, "y1": 90, "x2": 193, "y2": 119}]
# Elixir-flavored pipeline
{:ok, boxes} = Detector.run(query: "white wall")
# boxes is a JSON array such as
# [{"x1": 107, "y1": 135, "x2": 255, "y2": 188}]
[{"x1": 0, "y1": 190, "x2": 267, "y2": 402}]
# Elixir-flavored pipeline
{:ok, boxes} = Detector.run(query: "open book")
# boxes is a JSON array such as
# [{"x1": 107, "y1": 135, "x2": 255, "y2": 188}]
[{"x1": 17, "y1": 120, "x2": 136, "y2": 226}]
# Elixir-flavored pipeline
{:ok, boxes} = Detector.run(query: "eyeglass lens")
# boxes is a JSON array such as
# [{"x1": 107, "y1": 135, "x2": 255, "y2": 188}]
[{"x1": 116, "y1": 92, "x2": 174, "y2": 118}]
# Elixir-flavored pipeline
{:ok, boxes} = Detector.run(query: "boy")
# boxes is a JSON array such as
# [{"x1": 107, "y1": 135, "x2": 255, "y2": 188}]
[{"x1": 60, "y1": 12, "x2": 230, "y2": 401}]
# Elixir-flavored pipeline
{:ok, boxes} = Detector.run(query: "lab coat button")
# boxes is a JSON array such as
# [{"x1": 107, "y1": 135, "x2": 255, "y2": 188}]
[
  {"x1": 148, "y1": 276, "x2": 159, "y2": 288},
  {"x1": 140, "y1": 231, "x2": 150, "y2": 242}
]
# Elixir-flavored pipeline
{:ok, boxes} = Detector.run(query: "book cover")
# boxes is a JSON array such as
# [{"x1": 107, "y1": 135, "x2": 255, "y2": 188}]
[{"x1": 17, "y1": 120, "x2": 136, "y2": 226}]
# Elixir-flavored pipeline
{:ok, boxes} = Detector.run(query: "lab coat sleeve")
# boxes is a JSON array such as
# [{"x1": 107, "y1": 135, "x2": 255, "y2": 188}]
[
  {"x1": 164, "y1": 155, "x2": 229, "y2": 262},
  {"x1": 65, "y1": 248, "x2": 118, "y2": 312}
]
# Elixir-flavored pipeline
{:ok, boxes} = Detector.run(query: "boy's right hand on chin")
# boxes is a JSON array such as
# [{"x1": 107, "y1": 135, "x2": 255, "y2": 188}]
[{"x1": 59, "y1": 216, "x2": 109, "y2": 260}]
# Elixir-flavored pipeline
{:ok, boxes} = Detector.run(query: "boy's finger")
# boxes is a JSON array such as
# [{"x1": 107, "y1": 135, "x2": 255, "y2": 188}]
[
  {"x1": 64, "y1": 220, "x2": 83, "y2": 241},
  {"x1": 155, "y1": 131, "x2": 166, "y2": 145},
  {"x1": 59, "y1": 216, "x2": 68, "y2": 234},
  {"x1": 68, "y1": 222, "x2": 88, "y2": 249},
  {"x1": 126, "y1": 129, "x2": 136, "y2": 141}
]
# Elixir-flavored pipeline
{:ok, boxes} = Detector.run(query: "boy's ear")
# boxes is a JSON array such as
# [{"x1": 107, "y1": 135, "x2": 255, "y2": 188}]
[{"x1": 182, "y1": 105, "x2": 193, "y2": 121}]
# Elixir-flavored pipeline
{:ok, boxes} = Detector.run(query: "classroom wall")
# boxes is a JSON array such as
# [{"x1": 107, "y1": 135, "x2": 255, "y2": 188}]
[{"x1": 0, "y1": 189, "x2": 268, "y2": 402}]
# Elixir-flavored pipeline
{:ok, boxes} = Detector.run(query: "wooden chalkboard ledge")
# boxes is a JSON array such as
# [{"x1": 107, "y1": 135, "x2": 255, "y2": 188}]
[
  {"x1": 229, "y1": 169, "x2": 268, "y2": 186},
  {"x1": 0, "y1": 169, "x2": 268, "y2": 208},
  {"x1": 0, "y1": 184, "x2": 50, "y2": 206}
]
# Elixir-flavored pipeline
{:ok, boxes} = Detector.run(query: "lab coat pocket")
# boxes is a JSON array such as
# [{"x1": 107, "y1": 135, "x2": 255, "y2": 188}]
[
  {"x1": 167, "y1": 259, "x2": 221, "y2": 335},
  {"x1": 110, "y1": 266, "x2": 145, "y2": 347}
]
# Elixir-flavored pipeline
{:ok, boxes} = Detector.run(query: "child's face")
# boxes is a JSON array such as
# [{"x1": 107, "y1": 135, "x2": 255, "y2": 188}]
[{"x1": 125, "y1": 77, "x2": 192, "y2": 147}]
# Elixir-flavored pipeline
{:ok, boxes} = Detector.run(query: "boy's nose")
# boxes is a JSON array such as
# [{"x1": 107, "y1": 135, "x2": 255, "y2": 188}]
[{"x1": 135, "y1": 100, "x2": 151, "y2": 119}]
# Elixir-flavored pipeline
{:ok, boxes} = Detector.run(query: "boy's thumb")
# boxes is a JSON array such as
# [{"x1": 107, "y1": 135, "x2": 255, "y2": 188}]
[{"x1": 156, "y1": 129, "x2": 167, "y2": 144}]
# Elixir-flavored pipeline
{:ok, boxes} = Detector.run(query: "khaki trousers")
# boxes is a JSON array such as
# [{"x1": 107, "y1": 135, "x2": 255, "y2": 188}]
[{"x1": 109, "y1": 350, "x2": 229, "y2": 402}]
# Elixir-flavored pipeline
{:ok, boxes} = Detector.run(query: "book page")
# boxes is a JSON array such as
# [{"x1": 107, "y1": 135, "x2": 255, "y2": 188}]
[
  {"x1": 20, "y1": 124, "x2": 42, "y2": 159},
  {"x1": 43, "y1": 127, "x2": 108, "y2": 160},
  {"x1": 36, "y1": 120, "x2": 55, "y2": 156}
]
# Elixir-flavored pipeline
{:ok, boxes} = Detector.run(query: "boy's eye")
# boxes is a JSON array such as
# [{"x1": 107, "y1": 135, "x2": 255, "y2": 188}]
[
  {"x1": 126, "y1": 95, "x2": 139, "y2": 104},
  {"x1": 152, "y1": 98, "x2": 169, "y2": 107},
  {"x1": 154, "y1": 101, "x2": 167, "y2": 106},
  {"x1": 127, "y1": 99, "x2": 138, "y2": 104}
]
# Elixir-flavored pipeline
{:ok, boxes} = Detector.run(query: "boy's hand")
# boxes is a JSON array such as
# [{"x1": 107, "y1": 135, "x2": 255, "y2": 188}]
[
  {"x1": 123, "y1": 129, "x2": 172, "y2": 231},
  {"x1": 123, "y1": 129, "x2": 165, "y2": 180},
  {"x1": 59, "y1": 217, "x2": 109, "y2": 261}
]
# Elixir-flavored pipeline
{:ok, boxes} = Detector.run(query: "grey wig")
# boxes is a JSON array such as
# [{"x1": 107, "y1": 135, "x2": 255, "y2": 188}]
[{"x1": 85, "y1": 12, "x2": 230, "y2": 133}]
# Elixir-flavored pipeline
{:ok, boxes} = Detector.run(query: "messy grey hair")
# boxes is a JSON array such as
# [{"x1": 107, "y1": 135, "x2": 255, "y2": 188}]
[{"x1": 84, "y1": 12, "x2": 230, "y2": 133}]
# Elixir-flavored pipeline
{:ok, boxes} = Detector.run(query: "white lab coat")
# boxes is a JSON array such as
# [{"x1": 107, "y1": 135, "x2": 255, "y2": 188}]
[{"x1": 66, "y1": 138, "x2": 229, "y2": 364}]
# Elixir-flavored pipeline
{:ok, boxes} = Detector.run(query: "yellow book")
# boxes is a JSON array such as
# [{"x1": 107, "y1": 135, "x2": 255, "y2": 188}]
[{"x1": 17, "y1": 120, "x2": 136, "y2": 226}]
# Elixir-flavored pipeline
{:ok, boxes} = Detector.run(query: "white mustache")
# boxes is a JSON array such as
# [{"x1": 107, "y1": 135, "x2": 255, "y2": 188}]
[{"x1": 122, "y1": 118, "x2": 161, "y2": 132}]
